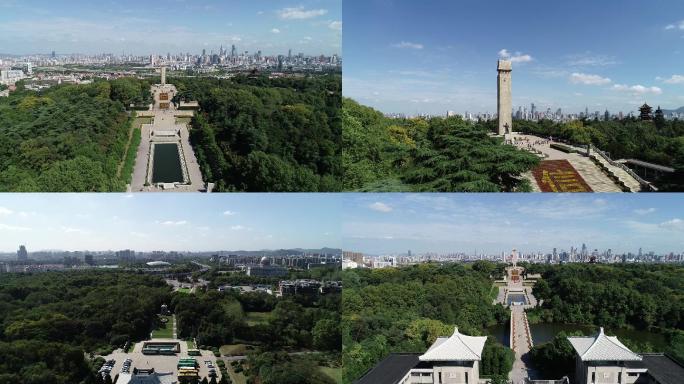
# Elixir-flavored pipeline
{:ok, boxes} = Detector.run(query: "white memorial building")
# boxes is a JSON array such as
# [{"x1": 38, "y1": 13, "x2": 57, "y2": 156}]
[
  {"x1": 568, "y1": 328, "x2": 646, "y2": 384},
  {"x1": 356, "y1": 328, "x2": 487, "y2": 384}
]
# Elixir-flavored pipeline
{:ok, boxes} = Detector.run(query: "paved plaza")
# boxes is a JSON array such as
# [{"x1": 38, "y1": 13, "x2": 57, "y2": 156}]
[
  {"x1": 130, "y1": 83, "x2": 204, "y2": 192},
  {"x1": 511, "y1": 134, "x2": 631, "y2": 192},
  {"x1": 101, "y1": 338, "x2": 222, "y2": 382}
]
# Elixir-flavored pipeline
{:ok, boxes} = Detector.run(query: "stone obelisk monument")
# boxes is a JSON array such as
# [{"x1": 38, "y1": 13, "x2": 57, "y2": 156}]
[
  {"x1": 497, "y1": 60, "x2": 512, "y2": 136},
  {"x1": 160, "y1": 66, "x2": 167, "y2": 86}
]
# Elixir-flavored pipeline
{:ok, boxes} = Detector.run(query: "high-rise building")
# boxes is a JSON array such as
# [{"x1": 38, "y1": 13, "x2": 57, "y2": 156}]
[
  {"x1": 17, "y1": 245, "x2": 28, "y2": 262},
  {"x1": 231, "y1": 44, "x2": 236, "y2": 57},
  {"x1": 116, "y1": 249, "x2": 135, "y2": 263},
  {"x1": 84, "y1": 254, "x2": 95, "y2": 266}
]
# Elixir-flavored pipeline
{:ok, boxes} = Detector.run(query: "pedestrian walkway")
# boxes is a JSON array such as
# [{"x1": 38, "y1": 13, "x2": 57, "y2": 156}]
[
  {"x1": 512, "y1": 134, "x2": 625, "y2": 192},
  {"x1": 502, "y1": 266, "x2": 538, "y2": 384},
  {"x1": 130, "y1": 84, "x2": 204, "y2": 192}
]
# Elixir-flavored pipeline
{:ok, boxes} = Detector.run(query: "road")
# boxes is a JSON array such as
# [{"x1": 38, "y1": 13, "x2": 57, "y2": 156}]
[{"x1": 505, "y1": 267, "x2": 538, "y2": 384}]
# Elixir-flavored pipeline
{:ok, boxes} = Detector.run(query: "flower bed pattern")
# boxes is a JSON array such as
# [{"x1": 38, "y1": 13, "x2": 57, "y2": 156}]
[{"x1": 532, "y1": 160, "x2": 593, "y2": 192}]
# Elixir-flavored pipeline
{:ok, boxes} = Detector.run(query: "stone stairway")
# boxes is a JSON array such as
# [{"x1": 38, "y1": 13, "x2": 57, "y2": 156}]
[
  {"x1": 588, "y1": 152, "x2": 642, "y2": 192},
  {"x1": 566, "y1": 155, "x2": 623, "y2": 192}
]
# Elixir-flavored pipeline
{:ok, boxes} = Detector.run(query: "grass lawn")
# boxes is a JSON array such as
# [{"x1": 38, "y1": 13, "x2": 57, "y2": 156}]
[
  {"x1": 175, "y1": 117, "x2": 192, "y2": 125},
  {"x1": 490, "y1": 285, "x2": 499, "y2": 301},
  {"x1": 132, "y1": 117, "x2": 153, "y2": 128},
  {"x1": 318, "y1": 366, "x2": 342, "y2": 384},
  {"x1": 219, "y1": 344, "x2": 254, "y2": 356},
  {"x1": 125, "y1": 342, "x2": 136, "y2": 353},
  {"x1": 151, "y1": 315, "x2": 174, "y2": 338},
  {"x1": 177, "y1": 287, "x2": 192, "y2": 294},
  {"x1": 186, "y1": 339, "x2": 195, "y2": 349},
  {"x1": 245, "y1": 311, "x2": 271, "y2": 326},
  {"x1": 227, "y1": 365, "x2": 247, "y2": 384}
]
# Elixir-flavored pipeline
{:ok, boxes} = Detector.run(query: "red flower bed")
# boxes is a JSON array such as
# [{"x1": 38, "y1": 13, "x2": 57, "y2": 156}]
[{"x1": 532, "y1": 160, "x2": 593, "y2": 192}]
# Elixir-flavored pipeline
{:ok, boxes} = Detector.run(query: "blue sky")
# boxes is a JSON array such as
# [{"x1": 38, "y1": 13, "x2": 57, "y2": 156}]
[
  {"x1": 343, "y1": 0, "x2": 684, "y2": 115},
  {"x1": 0, "y1": 0, "x2": 341, "y2": 55},
  {"x1": 0, "y1": 194, "x2": 341, "y2": 252},
  {"x1": 342, "y1": 194, "x2": 684, "y2": 255}
]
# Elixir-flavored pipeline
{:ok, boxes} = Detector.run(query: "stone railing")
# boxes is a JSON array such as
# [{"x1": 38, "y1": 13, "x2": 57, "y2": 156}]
[
  {"x1": 522, "y1": 311, "x2": 533, "y2": 349},
  {"x1": 510, "y1": 314, "x2": 516, "y2": 351}
]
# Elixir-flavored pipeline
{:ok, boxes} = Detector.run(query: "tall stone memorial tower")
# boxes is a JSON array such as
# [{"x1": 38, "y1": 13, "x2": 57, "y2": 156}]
[
  {"x1": 161, "y1": 66, "x2": 167, "y2": 86},
  {"x1": 497, "y1": 60, "x2": 512, "y2": 135}
]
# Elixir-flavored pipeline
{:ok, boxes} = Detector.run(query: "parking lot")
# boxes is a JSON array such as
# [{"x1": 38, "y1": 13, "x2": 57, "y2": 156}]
[{"x1": 101, "y1": 339, "x2": 222, "y2": 381}]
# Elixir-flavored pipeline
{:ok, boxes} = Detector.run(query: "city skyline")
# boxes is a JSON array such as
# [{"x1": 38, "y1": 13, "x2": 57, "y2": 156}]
[
  {"x1": 342, "y1": 194, "x2": 684, "y2": 255},
  {"x1": 0, "y1": 0, "x2": 341, "y2": 56},
  {"x1": 343, "y1": 0, "x2": 684, "y2": 115},
  {"x1": 0, "y1": 194, "x2": 341, "y2": 252}
]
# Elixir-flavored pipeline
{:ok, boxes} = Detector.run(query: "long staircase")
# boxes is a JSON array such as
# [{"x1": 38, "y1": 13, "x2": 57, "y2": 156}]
[{"x1": 586, "y1": 148, "x2": 643, "y2": 192}]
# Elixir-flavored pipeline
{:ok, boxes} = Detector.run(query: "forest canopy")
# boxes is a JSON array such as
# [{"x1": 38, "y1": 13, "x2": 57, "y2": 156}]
[
  {"x1": 342, "y1": 98, "x2": 539, "y2": 192},
  {"x1": 343, "y1": 98, "x2": 684, "y2": 191},
  {"x1": 0, "y1": 271, "x2": 171, "y2": 383},
  {"x1": 172, "y1": 74, "x2": 341, "y2": 191},
  {"x1": 0, "y1": 78, "x2": 151, "y2": 192},
  {"x1": 342, "y1": 262, "x2": 512, "y2": 383}
]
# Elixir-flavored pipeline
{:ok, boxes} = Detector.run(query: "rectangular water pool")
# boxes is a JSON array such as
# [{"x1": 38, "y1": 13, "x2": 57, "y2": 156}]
[
  {"x1": 152, "y1": 143, "x2": 183, "y2": 183},
  {"x1": 507, "y1": 293, "x2": 528, "y2": 305}
]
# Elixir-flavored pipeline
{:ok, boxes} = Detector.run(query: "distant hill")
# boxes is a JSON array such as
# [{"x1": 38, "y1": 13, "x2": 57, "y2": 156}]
[{"x1": 662, "y1": 106, "x2": 684, "y2": 114}]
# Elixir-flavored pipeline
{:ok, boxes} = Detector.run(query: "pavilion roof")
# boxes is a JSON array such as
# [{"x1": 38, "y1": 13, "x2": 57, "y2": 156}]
[
  {"x1": 419, "y1": 327, "x2": 487, "y2": 362},
  {"x1": 568, "y1": 327, "x2": 642, "y2": 361}
]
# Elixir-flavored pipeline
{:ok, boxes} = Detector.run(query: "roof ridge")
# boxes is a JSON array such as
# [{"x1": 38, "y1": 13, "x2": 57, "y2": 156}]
[
  {"x1": 605, "y1": 334, "x2": 641, "y2": 357},
  {"x1": 420, "y1": 327, "x2": 482, "y2": 360},
  {"x1": 453, "y1": 327, "x2": 482, "y2": 359},
  {"x1": 582, "y1": 327, "x2": 640, "y2": 360},
  {"x1": 580, "y1": 327, "x2": 605, "y2": 359}
]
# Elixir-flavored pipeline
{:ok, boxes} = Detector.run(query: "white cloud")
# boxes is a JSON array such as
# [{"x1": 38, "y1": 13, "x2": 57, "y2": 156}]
[
  {"x1": 369, "y1": 202, "x2": 393, "y2": 213},
  {"x1": 391, "y1": 41, "x2": 423, "y2": 49},
  {"x1": 130, "y1": 231, "x2": 148, "y2": 238},
  {"x1": 277, "y1": 7, "x2": 327, "y2": 20},
  {"x1": 634, "y1": 208, "x2": 656, "y2": 215},
  {"x1": 161, "y1": 220, "x2": 187, "y2": 226},
  {"x1": 271, "y1": 28, "x2": 280, "y2": 34},
  {"x1": 612, "y1": 84, "x2": 662, "y2": 95},
  {"x1": 61, "y1": 226, "x2": 89, "y2": 234},
  {"x1": 498, "y1": 49, "x2": 533, "y2": 63},
  {"x1": 665, "y1": 20, "x2": 684, "y2": 30},
  {"x1": 0, "y1": 223, "x2": 30, "y2": 231},
  {"x1": 659, "y1": 218, "x2": 684, "y2": 231},
  {"x1": 659, "y1": 74, "x2": 684, "y2": 84},
  {"x1": 328, "y1": 21, "x2": 342, "y2": 31},
  {"x1": 0, "y1": 206, "x2": 13, "y2": 216},
  {"x1": 516, "y1": 196, "x2": 609, "y2": 219},
  {"x1": 230, "y1": 225, "x2": 246, "y2": 231},
  {"x1": 223, "y1": 210, "x2": 237, "y2": 216},
  {"x1": 566, "y1": 53, "x2": 618, "y2": 67},
  {"x1": 569, "y1": 72, "x2": 612, "y2": 85}
]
